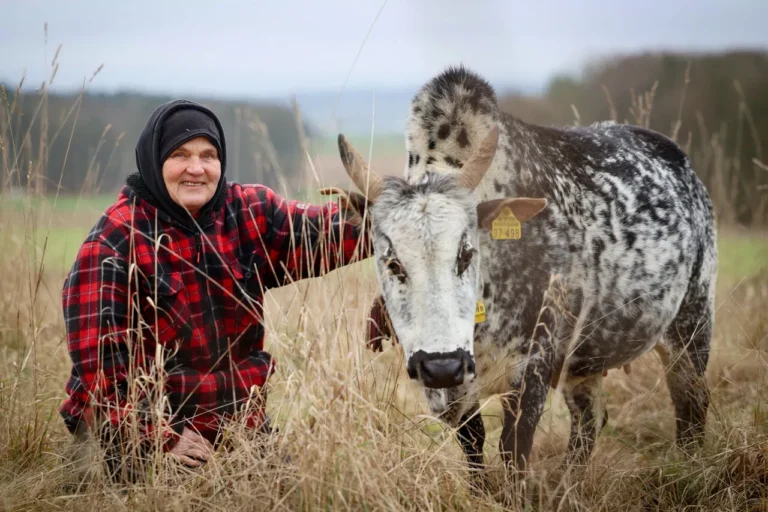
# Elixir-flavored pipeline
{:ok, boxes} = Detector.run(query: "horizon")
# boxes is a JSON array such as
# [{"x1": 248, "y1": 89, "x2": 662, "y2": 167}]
[
  {"x1": 5, "y1": 46, "x2": 764, "y2": 136},
  {"x1": 3, "y1": 1, "x2": 768, "y2": 100},
  {"x1": 3, "y1": 1, "x2": 768, "y2": 135}
]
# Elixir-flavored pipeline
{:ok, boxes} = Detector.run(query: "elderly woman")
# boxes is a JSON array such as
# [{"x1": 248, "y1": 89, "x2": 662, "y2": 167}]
[{"x1": 60, "y1": 100, "x2": 367, "y2": 475}]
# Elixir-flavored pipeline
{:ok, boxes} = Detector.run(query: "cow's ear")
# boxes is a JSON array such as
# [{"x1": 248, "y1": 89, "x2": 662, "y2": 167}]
[
  {"x1": 477, "y1": 197, "x2": 547, "y2": 230},
  {"x1": 366, "y1": 294, "x2": 396, "y2": 352},
  {"x1": 319, "y1": 187, "x2": 373, "y2": 226}
]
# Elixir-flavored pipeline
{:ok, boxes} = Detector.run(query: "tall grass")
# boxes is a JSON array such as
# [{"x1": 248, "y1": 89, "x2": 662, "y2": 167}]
[{"x1": 1, "y1": 60, "x2": 767, "y2": 512}]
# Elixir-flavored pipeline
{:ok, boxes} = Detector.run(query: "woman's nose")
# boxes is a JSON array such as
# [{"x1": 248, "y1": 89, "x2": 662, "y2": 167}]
[{"x1": 186, "y1": 157, "x2": 204, "y2": 174}]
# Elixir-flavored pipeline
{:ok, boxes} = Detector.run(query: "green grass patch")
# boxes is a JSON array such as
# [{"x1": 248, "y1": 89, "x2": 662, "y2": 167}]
[
  {"x1": 5, "y1": 193, "x2": 116, "y2": 215},
  {"x1": 717, "y1": 232, "x2": 768, "y2": 281},
  {"x1": 4, "y1": 192, "x2": 767, "y2": 280},
  {"x1": 21, "y1": 228, "x2": 768, "y2": 278},
  {"x1": 32, "y1": 226, "x2": 91, "y2": 272},
  {"x1": 311, "y1": 133, "x2": 404, "y2": 157},
  {"x1": 2, "y1": 195, "x2": 113, "y2": 272}
]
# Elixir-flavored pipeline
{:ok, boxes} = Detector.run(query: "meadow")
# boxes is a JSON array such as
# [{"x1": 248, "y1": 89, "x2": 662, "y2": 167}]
[{"x1": 1, "y1": 86, "x2": 767, "y2": 511}]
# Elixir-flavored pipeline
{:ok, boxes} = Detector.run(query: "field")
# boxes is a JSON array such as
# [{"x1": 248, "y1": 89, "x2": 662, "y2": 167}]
[
  {"x1": 1, "y1": 180, "x2": 767, "y2": 511},
  {"x1": 1, "y1": 72, "x2": 768, "y2": 510}
]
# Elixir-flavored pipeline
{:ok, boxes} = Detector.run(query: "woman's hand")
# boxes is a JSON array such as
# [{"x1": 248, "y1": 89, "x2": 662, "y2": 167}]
[{"x1": 169, "y1": 427, "x2": 214, "y2": 467}]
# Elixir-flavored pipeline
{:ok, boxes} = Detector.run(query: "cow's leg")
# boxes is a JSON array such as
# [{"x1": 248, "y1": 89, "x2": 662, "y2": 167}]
[
  {"x1": 498, "y1": 282, "x2": 558, "y2": 473},
  {"x1": 457, "y1": 404, "x2": 485, "y2": 470},
  {"x1": 660, "y1": 284, "x2": 713, "y2": 451},
  {"x1": 424, "y1": 387, "x2": 486, "y2": 488},
  {"x1": 563, "y1": 373, "x2": 606, "y2": 466},
  {"x1": 456, "y1": 403, "x2": 487, "y2": 490},
  {"x1": 499, "y1": 356, "x2": 552, "y2": 472}
]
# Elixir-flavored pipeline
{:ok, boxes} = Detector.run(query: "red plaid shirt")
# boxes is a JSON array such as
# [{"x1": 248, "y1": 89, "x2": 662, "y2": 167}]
[{"x1": 60, "y1": 181, "x2": 366, "y2": 449}]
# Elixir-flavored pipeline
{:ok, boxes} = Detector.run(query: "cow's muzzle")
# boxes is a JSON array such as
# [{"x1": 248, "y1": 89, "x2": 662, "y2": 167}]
[{"x1": 406, "y1": 349, "x2": 475, "y2": 388}]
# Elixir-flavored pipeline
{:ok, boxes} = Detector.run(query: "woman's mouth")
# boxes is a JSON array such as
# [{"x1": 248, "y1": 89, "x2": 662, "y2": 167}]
[{"x1": 181, "y1": 181, "x2": 205, "y2": 187}]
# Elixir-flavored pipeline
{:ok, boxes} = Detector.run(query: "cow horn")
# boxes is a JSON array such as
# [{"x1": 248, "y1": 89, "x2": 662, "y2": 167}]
[
  {"x1": 457, "y1": 124, "x2": 499, "y2": 191},
  {"x1": 338, "y1": 134, "x2": 384, "y2": 201}
]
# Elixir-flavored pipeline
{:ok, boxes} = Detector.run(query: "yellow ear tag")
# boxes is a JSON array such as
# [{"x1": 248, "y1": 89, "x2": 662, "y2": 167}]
[
  {"x1": 491, "y1": 207, "x2": 522, "y2": 240},
  {"x1": 475, "y1": 301, "x2": 486, "y2": 323}
]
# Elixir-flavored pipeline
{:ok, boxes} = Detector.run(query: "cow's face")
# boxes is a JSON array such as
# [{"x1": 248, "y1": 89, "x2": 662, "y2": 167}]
[
  {"x1": 371, "y1": 174, "x2": 481, "y2": 388},
  {"x1": 330, "y1": 125, "x2": 546, "y2": 389}
]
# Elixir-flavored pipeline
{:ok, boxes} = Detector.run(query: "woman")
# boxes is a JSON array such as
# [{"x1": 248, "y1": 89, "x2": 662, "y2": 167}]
[{"x1": 60, "y1": 99, "x2": 368, "y2": 473}]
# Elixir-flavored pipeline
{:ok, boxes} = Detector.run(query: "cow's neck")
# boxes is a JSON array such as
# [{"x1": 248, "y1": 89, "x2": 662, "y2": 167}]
[
  {"x1": 482, "y1": 116, "x2": 581, "y2": 199},
  {"x1": 475, "y1": 115, "x2": 580, "y2": 340}
]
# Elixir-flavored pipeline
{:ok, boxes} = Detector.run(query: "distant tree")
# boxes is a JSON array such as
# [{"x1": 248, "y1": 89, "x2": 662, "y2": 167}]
[
  {"x1": 0, "y1": 90, "x2": 307, "y2": 196},
  {"x1": 499, "y1": 50, "x2": 768, "y2": 225}
]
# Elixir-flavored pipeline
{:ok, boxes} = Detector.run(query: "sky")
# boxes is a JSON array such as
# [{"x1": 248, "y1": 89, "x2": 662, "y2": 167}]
[{"x1": 2, "y1": 0, "x2": 768, "y2": 101}]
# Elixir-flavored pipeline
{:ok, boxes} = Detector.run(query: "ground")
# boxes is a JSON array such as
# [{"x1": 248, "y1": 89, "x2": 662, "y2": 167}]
[{"x1": 0, "y1": 186, "x2": 766, "y2": 511}]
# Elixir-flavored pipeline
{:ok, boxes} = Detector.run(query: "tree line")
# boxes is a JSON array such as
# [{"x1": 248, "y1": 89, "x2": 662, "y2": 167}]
[
  {"x1": 0, "y1": 90, "x2": 308, "y2": 197},
  {"x1": 2, "y1": 49, "x2": 766, "y2": 226},
  {"x1": 499, "y1": 50, "x2": 768, "y2": 226}
]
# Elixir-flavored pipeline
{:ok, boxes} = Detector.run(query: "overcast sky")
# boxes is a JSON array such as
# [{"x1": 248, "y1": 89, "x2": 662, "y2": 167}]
[{"x1": 2, "y1": 0, "x2": 767, "y2": 100}]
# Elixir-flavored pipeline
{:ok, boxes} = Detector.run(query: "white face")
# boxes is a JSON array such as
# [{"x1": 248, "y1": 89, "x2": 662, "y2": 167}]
[
  {"x1": 333, "y1": 124, "x2": 546, "y2": 389},
  {"x1": 162, "y1": 136, "x2": 221, "y2": 216},
  {"x1": 370, "y1": 175, "x2": 480, "y2": 388}
]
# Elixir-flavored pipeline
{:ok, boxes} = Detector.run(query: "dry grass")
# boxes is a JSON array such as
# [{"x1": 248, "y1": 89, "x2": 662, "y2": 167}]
[{"x1": 1, "y1": 74, "x2": 768, "y2": 512}]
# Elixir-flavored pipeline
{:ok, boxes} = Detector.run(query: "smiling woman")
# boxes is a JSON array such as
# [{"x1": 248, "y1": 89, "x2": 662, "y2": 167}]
[
  {"x1": 162, "y1": 137, "x2": 222, "y2": 216},
  {"x1": 60, "y1": 99, "x2": 370, "y2": 481}
]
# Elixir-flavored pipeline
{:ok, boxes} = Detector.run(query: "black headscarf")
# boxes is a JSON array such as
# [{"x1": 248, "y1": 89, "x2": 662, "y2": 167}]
[{"x1": 131, "y1": 99, "x2": 228, "y2": 229}]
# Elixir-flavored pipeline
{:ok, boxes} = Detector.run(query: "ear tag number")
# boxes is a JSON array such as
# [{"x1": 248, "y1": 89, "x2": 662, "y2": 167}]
[
  {"x1": 491, "y1": 207, "x2": 522, "y2": 240},
  {"x1": 475, "y1": 301, "x2": 486, "y2": 323}
]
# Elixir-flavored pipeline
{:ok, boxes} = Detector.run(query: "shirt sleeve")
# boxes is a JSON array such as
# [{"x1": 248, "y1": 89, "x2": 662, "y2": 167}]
[
  {"x1": 261, "y1": 186, "x2": 370, "y2": 285},
  {"x1": 61, "y1": 237, "x2": 184, "y2": 451}
]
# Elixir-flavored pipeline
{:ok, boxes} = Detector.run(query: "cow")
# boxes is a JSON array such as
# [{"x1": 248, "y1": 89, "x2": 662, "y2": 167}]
[{"x1": 323, "y1": 66, "x2": 717, "y2": 480}]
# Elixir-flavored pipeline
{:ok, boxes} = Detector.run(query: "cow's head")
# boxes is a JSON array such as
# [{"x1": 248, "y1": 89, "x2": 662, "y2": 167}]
[{"x1": 325, "y1": 125, "x2": 546, "y2": 389}]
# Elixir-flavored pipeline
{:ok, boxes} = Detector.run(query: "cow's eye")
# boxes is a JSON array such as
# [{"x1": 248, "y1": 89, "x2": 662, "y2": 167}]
[
  {"x1": 381, "y1": 238, "x2": 407, "y2": 283},
  {"x1": 386, "y1": 257, "x2": 408, "y2": 283},
  {"x1": 457, "y1": 243, "x2": 475, "y2": 276}
]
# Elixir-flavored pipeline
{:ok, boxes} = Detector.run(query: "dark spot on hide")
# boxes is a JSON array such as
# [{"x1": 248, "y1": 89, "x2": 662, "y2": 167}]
[
  {"x1": 444, "y1": 156, "x2": 462, "y2": 168},
  {"x1": 625, "y1": 231, "x2": 636, "y2": 250},
  {"x1": 457, "y1": 127, "x2": 470, "y2": 148}
]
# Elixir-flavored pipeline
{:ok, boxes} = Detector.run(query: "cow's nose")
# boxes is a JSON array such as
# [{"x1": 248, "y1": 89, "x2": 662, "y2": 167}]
[
  {"x1": 421, "y1": 358, "x2": 464, "y2": 388},
  {"x1": 406, "y1": 349, "x2": 475, "y2": 388}
]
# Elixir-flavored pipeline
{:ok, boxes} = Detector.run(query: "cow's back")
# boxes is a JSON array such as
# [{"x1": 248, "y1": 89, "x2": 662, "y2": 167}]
[{"x1": 544, "y1": 122, "x2": 716, "y2": 375}]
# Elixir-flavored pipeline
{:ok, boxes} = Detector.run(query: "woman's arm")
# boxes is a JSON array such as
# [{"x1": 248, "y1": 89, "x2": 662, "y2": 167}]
[{"x1": 240, "y1": 184, "x2": 370, "y2": 285}]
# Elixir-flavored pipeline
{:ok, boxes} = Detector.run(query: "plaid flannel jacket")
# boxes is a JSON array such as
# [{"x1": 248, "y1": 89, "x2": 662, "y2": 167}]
[{"x1": 60, "y1": 181, "x2": 366, "y2": 449}]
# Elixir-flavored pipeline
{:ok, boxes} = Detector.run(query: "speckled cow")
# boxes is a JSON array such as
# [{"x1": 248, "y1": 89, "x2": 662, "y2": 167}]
[{"x1": 328, "y1": 66, "x2": 717, "y2": 475}]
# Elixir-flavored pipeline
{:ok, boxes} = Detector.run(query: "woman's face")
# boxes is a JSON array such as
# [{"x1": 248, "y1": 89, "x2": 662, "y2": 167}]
[{"x1": 162, "y1": 136, "x2": 222, "y2": 216}]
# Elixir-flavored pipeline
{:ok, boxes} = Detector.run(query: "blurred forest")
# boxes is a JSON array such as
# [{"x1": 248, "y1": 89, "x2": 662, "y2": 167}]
[
  {"x1": 0, "y1": 91, "x2": 310, "y2": 196},
  {"x1": 2, "y1": 49, "x2": 767, "y2": 225}
]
